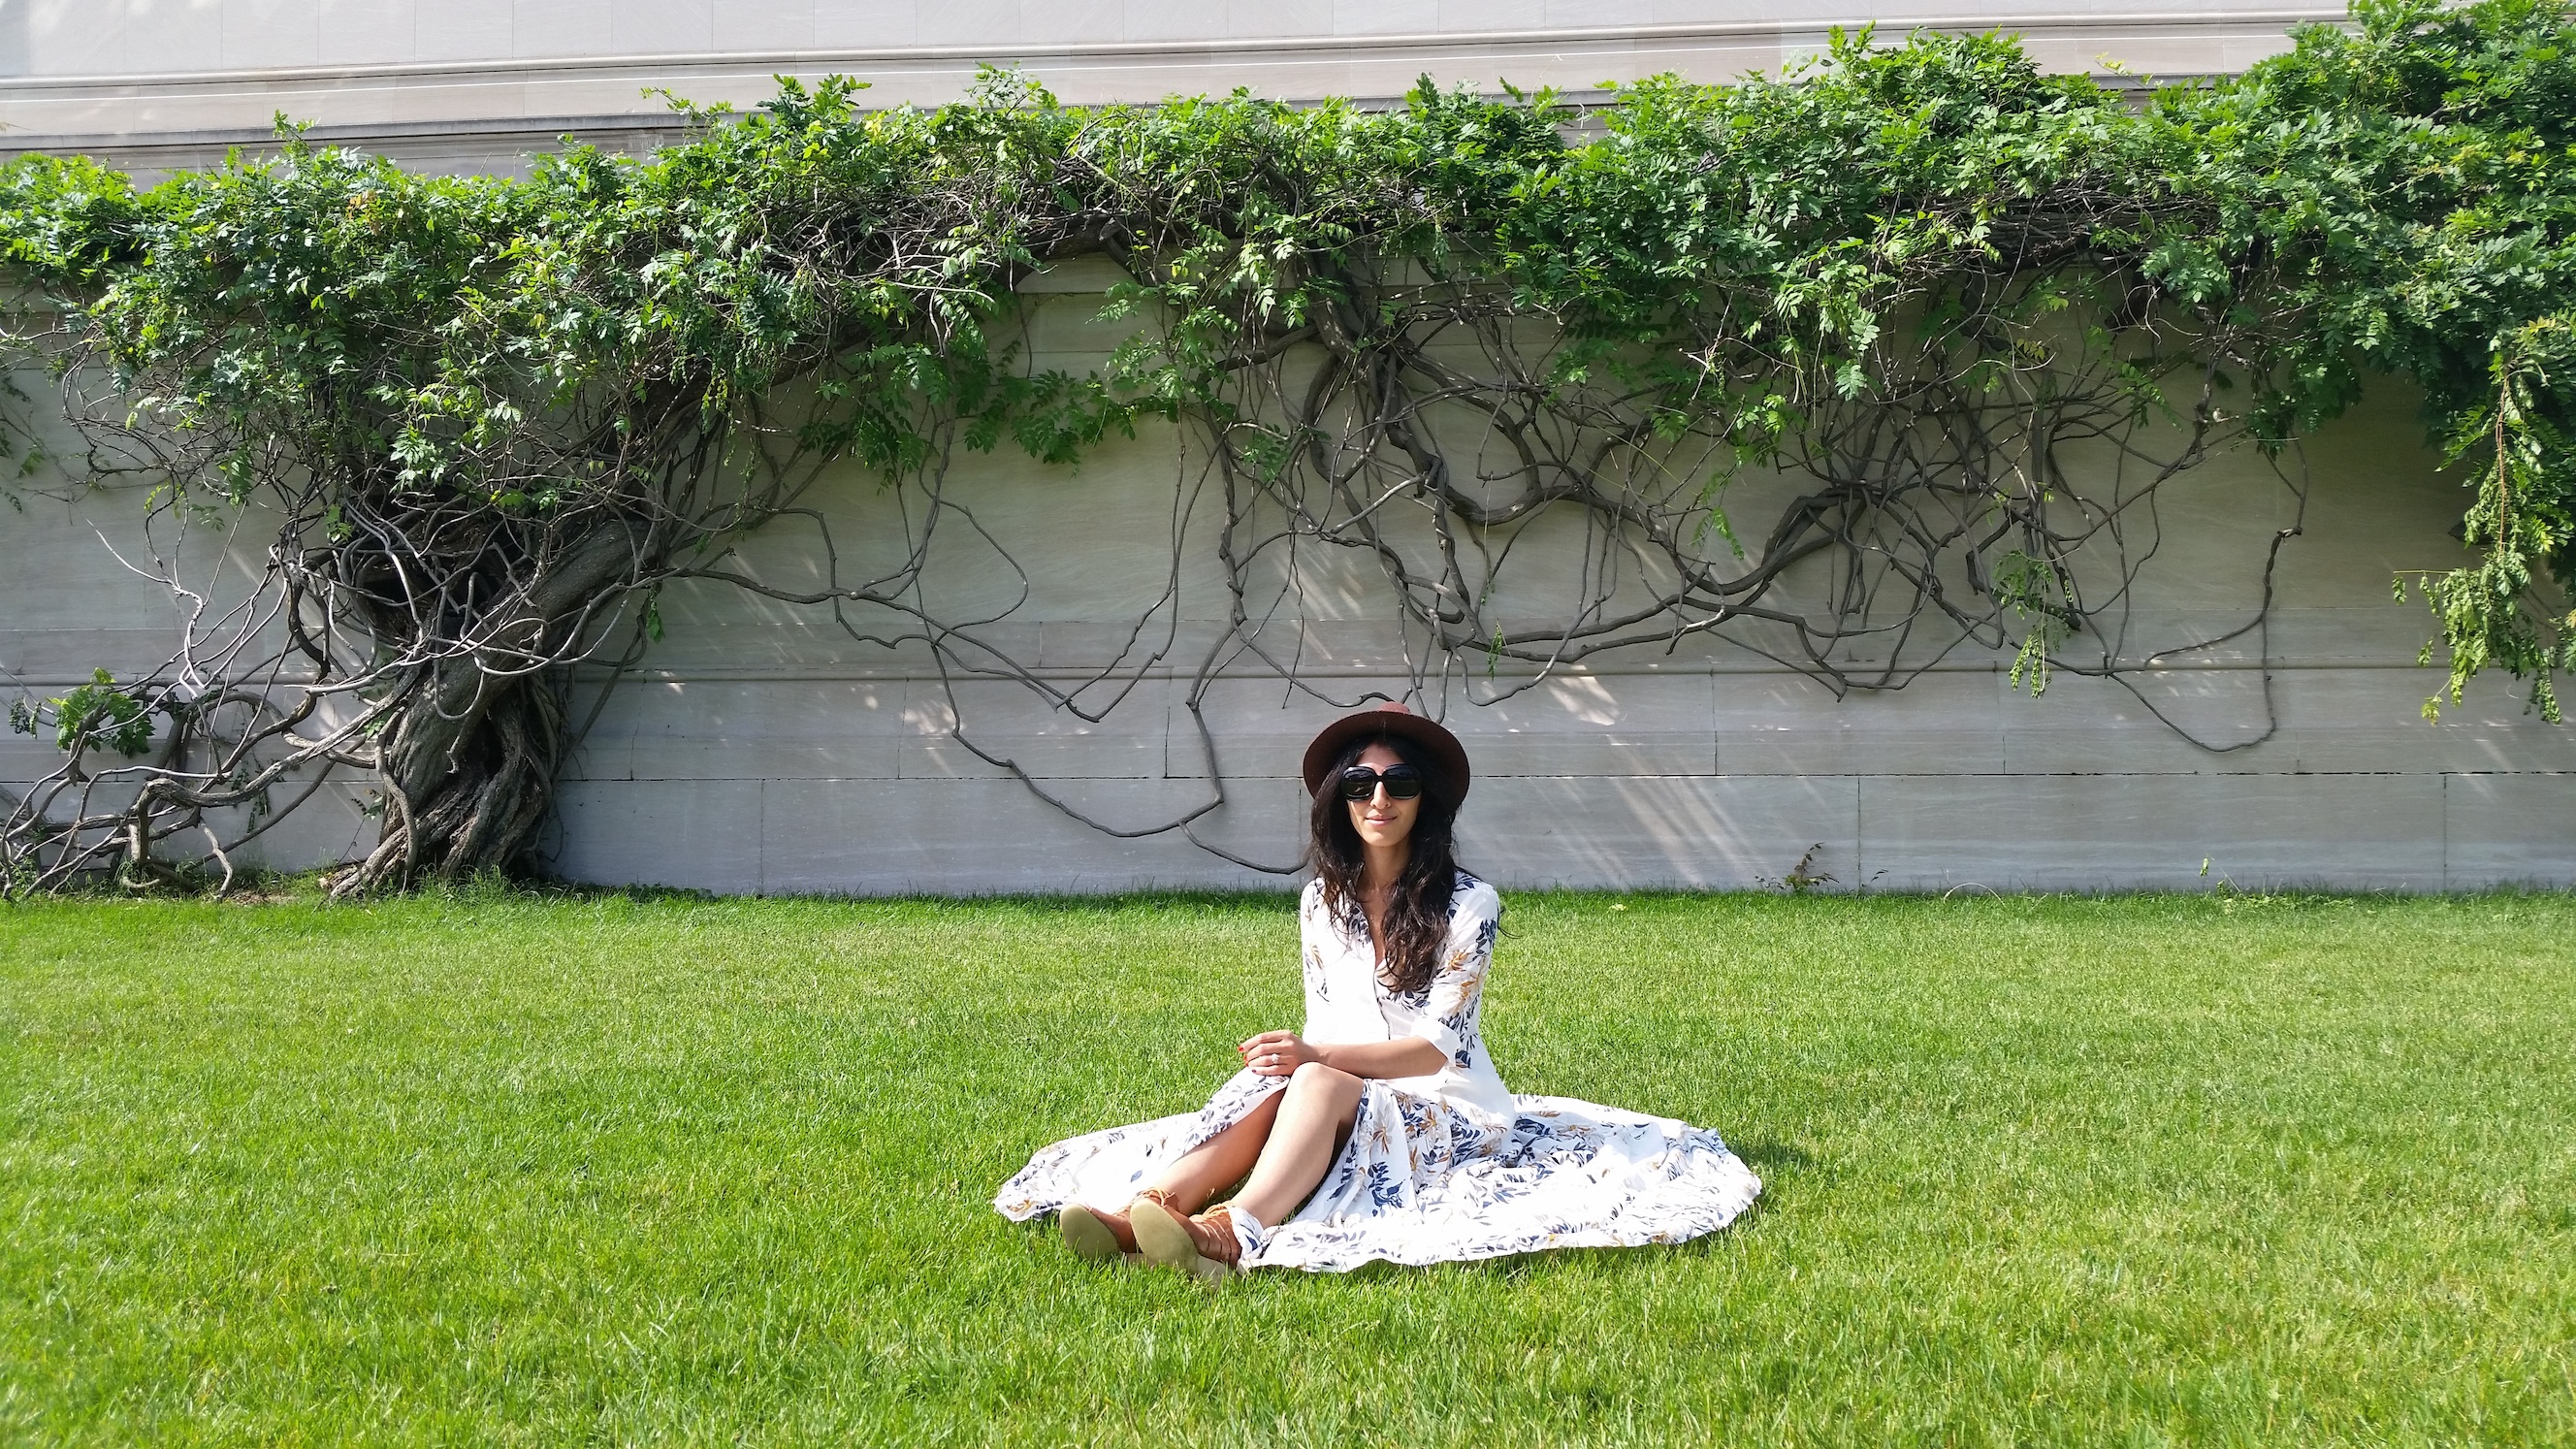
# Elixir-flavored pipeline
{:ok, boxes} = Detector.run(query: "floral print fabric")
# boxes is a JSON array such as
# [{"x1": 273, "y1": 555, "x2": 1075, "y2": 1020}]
[{"x1": 992, "y1": 874, "x2": 1763, "y2": 1272}]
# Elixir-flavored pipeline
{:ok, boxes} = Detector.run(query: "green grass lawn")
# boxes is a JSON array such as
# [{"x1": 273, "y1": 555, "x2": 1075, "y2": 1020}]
[{"x1": 1, "y1": 887, "x2": 2570, "y2": 1445}]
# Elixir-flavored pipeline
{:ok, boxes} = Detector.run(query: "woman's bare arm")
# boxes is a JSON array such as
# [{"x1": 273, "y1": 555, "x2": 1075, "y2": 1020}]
[{"x1": 1240, "y1": 1030, "x2": 1443, "y2": 1079}]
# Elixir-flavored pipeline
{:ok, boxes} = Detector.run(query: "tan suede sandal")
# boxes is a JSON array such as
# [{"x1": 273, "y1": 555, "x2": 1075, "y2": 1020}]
[
  {"x1": 1132, "y1": 1201, "x2": 1242, "y2": 1283},
  {"x1": 1061, "y1": 1187, "x2": 1178, "y2": 1263}
]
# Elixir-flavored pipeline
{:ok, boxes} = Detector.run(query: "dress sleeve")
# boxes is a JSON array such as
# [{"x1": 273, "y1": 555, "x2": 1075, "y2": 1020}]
[
  {"x1": 1298, "y1": 882, "x2": 1333, "y2": 1021},
  {"x1": 1408, "y1": 883, "x2": 1500, "y2": 1069}
]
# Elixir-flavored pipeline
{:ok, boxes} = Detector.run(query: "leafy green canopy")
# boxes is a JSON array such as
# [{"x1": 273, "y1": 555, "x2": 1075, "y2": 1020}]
[{"x1": 0, "y1": 0, "x2": 2570, "y2": 889}]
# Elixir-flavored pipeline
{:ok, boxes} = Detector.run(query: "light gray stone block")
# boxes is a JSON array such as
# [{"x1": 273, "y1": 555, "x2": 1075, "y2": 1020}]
[
  {"x1": 1442, "y1": 0, "x2": 1544, "y2": 33},
  {"x1": 1169, "y1": 772, "x2": 1313, "y2": 874},
  {"x1": 1040, "y1": 0, "x2": 1124, "y2": 48},
  {"x1": 912, "y1": 0, "x2": 1016, "y2": 47},
  {"x1": 1974, "y1": 664, "x2": 2576, "y2": 778},
  {"x1": 1334, "y1": 0, "x2": 1438, "y2": 38},
  {"x1": 710, "y1": 0, "x2": 815, "y2": 48},
  {"x1": 811, "y1": 0, "x2": 914, "y2": 45},
  {"x1": 1114, "y1": 0, "x2": 1205, "y2": 43},
  {"x1": 1166, "y1": 675, "x2": 1420, "y2": 782},
  {"x1": 1547, "y1": 0, "x2": 1652, "y2": 29},
  {"x1": 901, "y1": 675, "x2": 1173, "y2": 780},
  {"x1": 757, "y1": 776, "x2": 1280, "y2": 894},
  {"x1": 1460, "y1": 671, "x2": 1717, "y2": 777},
  {"x1": 628, "y1": 613, "x2": 937, "y2": 675},
  {"x1": 382, "y1": 75, "x2": 525, "y2": 125},
  {"x1": 1717, "y1": 669, "x2": 2006, "y2": 776},
  {"x1": 2442, "y1": 773, "x2": 2576, "y2": 887},
  {"x1": 1856, "y1": 772, "x2": 2448, "y2": 891},
  {"x1": 512, "y1": 0, "x2": 615, "y2": 58},
  {"x1": 50, "y1": 3, "x2": 223, "y2": 76},
  {"x1": 572, "y1": 677, "x2": 909, "y2": 782},
  {"x1": 2148, "y1": 606, "x2": 2430, "y2": 666},
  {"x1": 413, "y1": 0, "x2": 512, "y2": 62},
  {"x1": 2268, "y1": 667, "x2": 2576, "y2": 775},
  {"x1": 615, "y1": 0, "x2": 717, "y2": 51},
  {"x1": 1230, "y1": 0, "x2": 1335, "y2": 41},
  {"x1": 223, "y1": 0, "x2": 322, "y2": 68},
  {"x1": 1274, "y1": 622, "x2": 1426, "y2": 672},
  {"x1": 0, "y1": 773, "x2": 147, "y2": 846},
  {"x1": 1459, "y1": 774, "x2": 1859, "y2": 890},
  {"x1": 222, "y1": 778, "x2": 378, "y2": 871},
  {"x1": 0, "y1": 630, "x2": 200, "y2": 681},
  {"x1": 1033, "y1": 620, "x2": 1235, "y2": 673},
  {"x1": 1021, "y1": 295, "x2": 1154, "y2": 356},
  {"x1": 0, "y1": 735, "x2": 71, "y2": 784},
  {"x1": 321, "y1": 0, "x2": 416, "y2": 65},
  {"x1": 551, "y1": 778, "x2": 765, "y2": 893},
  {"x1": 1999, "y1": 669, "x2": 2284, "y2": 775}
]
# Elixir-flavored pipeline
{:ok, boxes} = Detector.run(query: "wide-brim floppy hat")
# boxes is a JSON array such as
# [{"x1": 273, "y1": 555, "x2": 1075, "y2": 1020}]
[{"x1": 1301, "y1": 701, "x2": 1472, "y2": 803}]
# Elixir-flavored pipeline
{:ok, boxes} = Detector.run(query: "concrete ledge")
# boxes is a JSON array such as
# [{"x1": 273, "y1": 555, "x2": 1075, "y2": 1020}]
[{"x1": 0, "y1": 8, "x2": 2341, "y2": 176}]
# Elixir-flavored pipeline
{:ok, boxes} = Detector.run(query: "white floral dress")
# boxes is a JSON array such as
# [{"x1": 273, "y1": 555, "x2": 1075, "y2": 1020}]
[{"x1": 994, "y1": 873, "x2": 1763, "y2": 1272}]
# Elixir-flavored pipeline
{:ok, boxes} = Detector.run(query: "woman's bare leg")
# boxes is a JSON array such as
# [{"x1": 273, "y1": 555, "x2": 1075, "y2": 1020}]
[
  {"x1": 1229, "y1": 1063, "x2": 1364, "y2": 1228},
  {"x1": 1141, "y1": 1090, "x2": 1283, "y2": 1212}
]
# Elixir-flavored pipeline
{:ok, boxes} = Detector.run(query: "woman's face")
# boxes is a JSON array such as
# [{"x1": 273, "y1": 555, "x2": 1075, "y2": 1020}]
[{"x1": 1345, "y1": 741, "x2": 1420, "y2": 854}]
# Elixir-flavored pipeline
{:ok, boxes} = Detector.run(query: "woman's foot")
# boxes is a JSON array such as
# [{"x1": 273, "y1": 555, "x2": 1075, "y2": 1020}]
[
  {"x1": 1060, "y1": 1189, "x2": 1176, "y2": 1262},
  {"x1": 1132, "y1": 1201, "x2": 1243, "y2": 1282}
]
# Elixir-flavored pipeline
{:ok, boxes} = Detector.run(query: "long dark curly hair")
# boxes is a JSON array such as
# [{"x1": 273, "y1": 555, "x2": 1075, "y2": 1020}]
[{"x1": 1306, "y1": 731, "x2": 1464, "y2": 996}]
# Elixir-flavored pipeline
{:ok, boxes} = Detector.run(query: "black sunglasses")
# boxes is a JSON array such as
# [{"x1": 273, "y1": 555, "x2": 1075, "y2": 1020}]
[{"x1": 1337, "y1": 765, "x2": 1425, "y2": 802}]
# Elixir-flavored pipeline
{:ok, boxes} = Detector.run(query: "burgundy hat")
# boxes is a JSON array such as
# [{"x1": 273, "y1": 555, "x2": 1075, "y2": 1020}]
[{"x1": 1301, "y1": 701, "x2": 1472, "y2": 802}]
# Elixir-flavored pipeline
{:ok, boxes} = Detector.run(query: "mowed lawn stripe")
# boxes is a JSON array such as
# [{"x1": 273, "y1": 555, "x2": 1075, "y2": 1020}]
[{"x1": 0, "y1": 890, "x2": 2568, "y2": 1444}]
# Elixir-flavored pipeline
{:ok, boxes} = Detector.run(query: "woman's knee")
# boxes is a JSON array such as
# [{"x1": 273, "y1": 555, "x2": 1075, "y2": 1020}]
[{"x1": 1288, "y1": 1060, "x2": 1361, "y2": 1100}]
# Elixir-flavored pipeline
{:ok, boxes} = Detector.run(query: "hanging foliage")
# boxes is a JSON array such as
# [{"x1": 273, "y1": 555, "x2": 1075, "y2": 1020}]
[{"x1": 0, "y1": 0, "x2": 2568, "y2": 896}]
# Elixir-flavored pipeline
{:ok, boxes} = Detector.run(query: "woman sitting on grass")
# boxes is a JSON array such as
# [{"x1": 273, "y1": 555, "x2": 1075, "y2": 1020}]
[{"x1": 996, "y1": 702, "x2": 1760, "y2": 1277}]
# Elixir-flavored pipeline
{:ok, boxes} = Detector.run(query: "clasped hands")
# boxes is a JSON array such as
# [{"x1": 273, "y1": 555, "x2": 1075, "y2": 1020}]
[{"x1": 1238, "y1": 1029, "x2": 1319, "y2": 1078}]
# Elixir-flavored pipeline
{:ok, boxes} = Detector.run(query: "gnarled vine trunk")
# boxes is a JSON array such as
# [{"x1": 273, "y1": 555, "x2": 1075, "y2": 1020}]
[
  {"x1": 333, "y1": 520, "x2": 653, "y2": 895},
  {"x1": 350, "y1": 665, "x2": 570, "y2": 893}
]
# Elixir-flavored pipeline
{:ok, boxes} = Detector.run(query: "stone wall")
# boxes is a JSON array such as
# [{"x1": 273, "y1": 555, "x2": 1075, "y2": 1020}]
[
  {"x1": 5, "y1": 278, "x2": 2570, "y2": 894},
  {"x1": 3, "y1": 0, "x2": 2565, "y2": 894}
]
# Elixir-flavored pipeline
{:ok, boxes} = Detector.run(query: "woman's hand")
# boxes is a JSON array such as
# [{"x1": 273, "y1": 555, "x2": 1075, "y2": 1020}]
[{"x1": 1239, "y1": 1030, "x2": 1317, "y2": 1078}]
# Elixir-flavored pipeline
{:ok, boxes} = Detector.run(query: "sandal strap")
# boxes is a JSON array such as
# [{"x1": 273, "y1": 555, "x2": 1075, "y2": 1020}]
[{"x1": 1191, "y1": 1206, "x2": 1243, "y2": 1268}]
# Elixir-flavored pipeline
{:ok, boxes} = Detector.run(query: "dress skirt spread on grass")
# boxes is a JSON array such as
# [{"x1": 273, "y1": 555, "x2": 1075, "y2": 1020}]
[{"x1": 996, "y1": 874, "x2": 1763, "y2": 1272}]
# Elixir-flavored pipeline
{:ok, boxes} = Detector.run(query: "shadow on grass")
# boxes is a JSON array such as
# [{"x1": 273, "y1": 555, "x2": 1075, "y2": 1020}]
[
  {"x1": 1365, "y1": 1225, "x2": 1765, "y2": 1284},
  {"x1": 1731, "y1": 1137, "x2": 1814, "y2": 1175}
]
